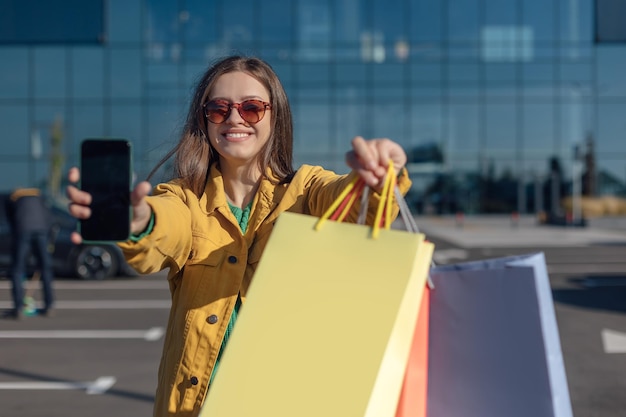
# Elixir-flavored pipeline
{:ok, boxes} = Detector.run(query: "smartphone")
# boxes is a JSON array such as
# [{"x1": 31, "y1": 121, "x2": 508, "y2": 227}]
[{"x1": 79, "y1": 138, "x2": 132, "y2": 242}]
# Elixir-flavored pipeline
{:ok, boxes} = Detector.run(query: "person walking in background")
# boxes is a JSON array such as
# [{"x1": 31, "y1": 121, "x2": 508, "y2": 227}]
[
  {"x1": 66, "y1": 55, "x2": 410, "y2": 416},
  {"x1": 5, "y1": 188, "x2": 55, "y2": 319}
]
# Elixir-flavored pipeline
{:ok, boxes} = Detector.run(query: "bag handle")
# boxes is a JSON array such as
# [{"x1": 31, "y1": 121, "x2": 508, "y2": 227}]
[
  {"x1": 315, "y1": 163, "x2": 435, "y2": 286},
  {"x1": 315, "y1": 162, "x2": 397, "y2": 239}
]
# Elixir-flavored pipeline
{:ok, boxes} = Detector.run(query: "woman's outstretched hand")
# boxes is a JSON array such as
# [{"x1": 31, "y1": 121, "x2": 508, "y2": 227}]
[
  {"x1": 345, "y1": 136, "x2": 407, "y2": 188},
  {"x1": 66, "y1": 167, "x2": 153, "y2": 244}
]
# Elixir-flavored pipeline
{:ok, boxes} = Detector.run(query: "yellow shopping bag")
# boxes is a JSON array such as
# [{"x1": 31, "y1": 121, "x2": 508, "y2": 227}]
[{"x1": 200, "y1": 168, "x2": 434, "y2": 417}]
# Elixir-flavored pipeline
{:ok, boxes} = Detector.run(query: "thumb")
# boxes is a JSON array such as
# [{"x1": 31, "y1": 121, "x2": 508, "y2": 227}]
[{"x1": 131, "y1": 181, "x2": 152, "y2": 207}]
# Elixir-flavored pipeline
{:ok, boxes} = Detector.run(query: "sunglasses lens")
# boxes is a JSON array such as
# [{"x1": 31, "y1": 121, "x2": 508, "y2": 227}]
[
  {"x1": 205, "y1": 101, "x2": 230, "y2": 123},
  {"x1": 239, "y1": 100, "x2": 266, "y2": 123},
  {"x1": 204, "y1": 99, "x2": 269, "y2": 124}
]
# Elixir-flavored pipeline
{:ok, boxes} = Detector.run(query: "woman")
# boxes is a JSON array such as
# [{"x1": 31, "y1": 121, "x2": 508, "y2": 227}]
[{"x1": 67, "y1": 55, "x2": 411, "y2": 417}]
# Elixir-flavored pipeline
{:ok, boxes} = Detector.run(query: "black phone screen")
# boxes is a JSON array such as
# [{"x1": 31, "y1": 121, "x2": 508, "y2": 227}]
[{"x1": 80, "y1": 139, "x2": 132, "y2": 242}]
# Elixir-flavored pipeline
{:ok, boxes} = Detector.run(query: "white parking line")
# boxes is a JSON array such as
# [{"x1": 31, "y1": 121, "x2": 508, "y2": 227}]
[
  {"x1": 0, "y1": 376, "x2": 116, "y2": 394},
  {"x1": 0, "y1": 281, "x2": 169, "y2": 290},
  {"x1": 602, "y1": 329, "x2": 626, "y2": 353},
  {"x1": 0, "y1": 300, "x2": 171, "y2": 309},
  {"x1": 0, "y1": 327, "x2": 165, "y2": 341}
]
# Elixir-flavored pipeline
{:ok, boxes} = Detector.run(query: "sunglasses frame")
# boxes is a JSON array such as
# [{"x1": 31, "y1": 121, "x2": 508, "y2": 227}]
[{"x1": 203, "y1": 99, "x2": 272, "y2": 125}]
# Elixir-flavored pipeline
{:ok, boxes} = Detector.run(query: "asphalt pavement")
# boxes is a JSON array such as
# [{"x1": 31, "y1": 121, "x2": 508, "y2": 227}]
[
  {"x1": 411, "y1": 214, "x2": 626, "y2": 248},
  {"x1": 1, "y1": 214, "x2": 626, "y2": 417}
]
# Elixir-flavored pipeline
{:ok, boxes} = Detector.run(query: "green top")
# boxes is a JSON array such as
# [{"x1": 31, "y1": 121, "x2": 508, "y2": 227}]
[{"x1": 210, "y1": 200, "x2": 253, "y2": 384}]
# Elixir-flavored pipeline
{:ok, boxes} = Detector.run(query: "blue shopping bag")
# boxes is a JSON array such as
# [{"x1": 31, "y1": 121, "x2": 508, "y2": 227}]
[{"x1": 427, "y1": 252, "x2": 573, "y2": 417}]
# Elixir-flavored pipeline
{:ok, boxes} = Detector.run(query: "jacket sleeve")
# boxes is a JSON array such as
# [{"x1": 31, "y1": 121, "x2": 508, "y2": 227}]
[
  {"x1": 117, "y1": 182, "x2": 193, "y2": 276},
  {"x1": 301, "y1": 165, "x2": 412, "y2": 224}
]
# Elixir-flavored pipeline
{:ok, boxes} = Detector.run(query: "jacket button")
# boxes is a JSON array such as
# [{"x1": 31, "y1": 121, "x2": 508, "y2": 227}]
[
  {"x1": 207, "y1": 314, "x2": 218, "y2": 324},
  {"x1": 190, "y1": 376, "x2": 198, "y2": 386},
  {"x1": 228, "y1": 255, "x2": 237, "y2": 264}
]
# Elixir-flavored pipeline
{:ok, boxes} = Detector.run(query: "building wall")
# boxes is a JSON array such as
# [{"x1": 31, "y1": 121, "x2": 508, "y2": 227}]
[{"x1": 1, "y1": 0, "x2": 625, "y2": 214}]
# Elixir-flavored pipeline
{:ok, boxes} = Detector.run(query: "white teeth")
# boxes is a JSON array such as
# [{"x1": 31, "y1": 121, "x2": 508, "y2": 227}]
[{"x1": 225, "y1": 133, "x2": 249, "y2": 138}]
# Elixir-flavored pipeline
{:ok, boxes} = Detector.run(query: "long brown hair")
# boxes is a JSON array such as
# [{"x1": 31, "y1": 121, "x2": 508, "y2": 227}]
[{"x1": 147, "y1": 55, "x2": 295, "y2": 197}]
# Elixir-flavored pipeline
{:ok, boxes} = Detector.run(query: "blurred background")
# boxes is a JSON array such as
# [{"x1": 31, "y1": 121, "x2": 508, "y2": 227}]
[{"x1": 1, "y1": 0, "x2": 626, "y2": 221}]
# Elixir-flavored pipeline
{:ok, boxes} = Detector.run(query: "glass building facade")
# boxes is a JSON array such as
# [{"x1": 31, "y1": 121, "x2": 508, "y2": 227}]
[{"x1": 1, "y1": 0, "x2": 625, "y2": 214}]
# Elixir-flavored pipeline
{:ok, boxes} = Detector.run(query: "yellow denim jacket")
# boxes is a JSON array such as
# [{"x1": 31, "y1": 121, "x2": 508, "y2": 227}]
[{"x1": 118, "y1": 163, "x2": 411, "y2": 417}]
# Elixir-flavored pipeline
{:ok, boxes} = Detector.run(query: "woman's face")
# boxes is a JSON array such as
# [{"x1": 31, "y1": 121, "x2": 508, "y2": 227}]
[{"x1": 206, "y1": 71, "x2": 272, "y2": 170}]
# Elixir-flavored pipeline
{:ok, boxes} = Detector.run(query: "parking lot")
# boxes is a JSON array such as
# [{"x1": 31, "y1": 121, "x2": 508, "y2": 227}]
[
  {"x1": 1, "y1": 215, "x2": 626, "y2": 416},
  {"x1": 0, "y1": 274, "x2": 169, "y2": 417}
]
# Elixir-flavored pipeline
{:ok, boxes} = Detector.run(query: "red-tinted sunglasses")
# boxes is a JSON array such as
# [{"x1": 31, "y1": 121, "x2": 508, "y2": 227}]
[{"x1": 203, "y1": 99, "x2": 271, "y2": 124}]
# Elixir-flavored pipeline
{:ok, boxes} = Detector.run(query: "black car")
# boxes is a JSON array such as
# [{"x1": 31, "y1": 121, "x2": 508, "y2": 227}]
[{"x1": 0, "y1": 192, "x2": 137, "y2": 280}]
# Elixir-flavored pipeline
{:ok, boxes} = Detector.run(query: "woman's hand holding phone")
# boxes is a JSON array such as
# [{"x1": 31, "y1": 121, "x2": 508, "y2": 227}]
[{"x1": 67, "y1": 166, "x2": 153, "y2": 245}]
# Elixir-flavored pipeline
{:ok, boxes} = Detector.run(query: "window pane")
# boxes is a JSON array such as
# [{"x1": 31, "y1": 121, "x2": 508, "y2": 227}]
[
  {"x1": 371, "y1": 100, "x2": 407, "y2": 141},
  {"x1": 0, "y1": 162, "x2": 29, "y2": 191},
  {"x1": 484, "y1": 0, "x2": 517, "y2": 25},
  {"x1": 372, "y1": 0, "x2": 406, "y2": 41},
  {"x1": 410, "y1": 102, "x2": 444, "y2": 147},
  {"x1": 183, "y1": 0, "x2": 219, "y2": 43},
  {"x1": 448, "y1": 102, "x2": 480, "y2": 152},
  {"x1": 559, "y1": 62, "x2": 592, "y2": 85},
  {"x1": 523, "y1": 0, "x2": 557, "y2": 41},
  {"x1": 107, "y1": 0, "x2": 141, "y2": 43},
  {"x1": 332, "y1": 102, "x2": 368, "y2": 149},
  {"x1": 373, "y1": 63, "x2": 405, "y2": 84},
  {"x1": 597, "y1": 102, "x2": 626, "y2": 154},
  {"x1": 34, "y1": 48, "x2": 66, "y2": 99},
  {"x1": 485, "y1": 101, "x2": 517, "y2": 153},
  {"x1": 448, "y1": 64, "x2": 480, "y2": 85},
  {"x1": 110, "y1": 48, "x2": 142, "y2": 98},
  {"x1": 220, "y1": 0, "x2": 256, "y2": 50},
  {"x1": 296, "y1": 63, "x2": 330, "y2": 86},
  {"x1": 145, "y1": 0, "x2": 179, "y2": 42},
  {"x1": 333, "y1": 1, "x2": 364, "y2": 42},
  {"x1": 523, "y1": 102, "x2": 556, "y2": 156},
  {"x1": 148, "y1": 102, "x2": 182, "y2": 150},
  {"x1": 71, "y1": 103, "x2": 104, "y2": 154},
  {"x1": 0, "y1": 49, "x2": 28, "y2": 99},
  {"x1": 72, "y1": 48, "x2": 104, "y2": 99},
  {"x1": 260, "y1": 0, "x2": 293, "y2": 42},
  {"x1": 409, "y1": 0, "x2": 443, "y2": 41},
  {"x1": 111, "y1": 104, "x2": 141, "y2": 142},
  {"x1": 294, "y1": 102, "x2": 332, "y2": 154},
  {"x1": 411, "y1": 63, "x2": 443, "y2": 83},
  {"x1": 296, "y1": 2, "x2": 331, "y2": 61},
  {"x1": 448, "y1": 0, "x2": 480, "y2": 42},
  {"x1": 485, "y1": 63, "x2": 516, "y2": 83},
  {"x1": 0, "y1": 104, "x2": 29, "y2": 156},
  {"x1": 597, "y1": 47, "x2": 626, "y2": 97},
  {"x1": 0, "y1": 0, "x2": 104, "y2": 45},
  {"x1": 559, "y1": 93, "x2": 591, "y2": 154},
  {"x1": 558, "y1": 0, "x2": 593, "y2": 42}
]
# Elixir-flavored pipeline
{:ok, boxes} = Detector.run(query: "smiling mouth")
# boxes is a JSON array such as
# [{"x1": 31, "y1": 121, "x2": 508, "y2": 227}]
[{"x1": 224, "y1": 132, "x2": 251, "y2": 141}]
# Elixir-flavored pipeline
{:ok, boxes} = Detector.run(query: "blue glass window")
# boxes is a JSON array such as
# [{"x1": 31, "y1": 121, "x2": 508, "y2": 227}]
[
  {"x1": 0, "y1": 49, "x2": 28, "y2": 99},
  {"x1": 34, "y1": 48, "x2": 67, "y2": 99},
  {"x1": 72, "y1": 48, "x2": 105, "y2": 99}
]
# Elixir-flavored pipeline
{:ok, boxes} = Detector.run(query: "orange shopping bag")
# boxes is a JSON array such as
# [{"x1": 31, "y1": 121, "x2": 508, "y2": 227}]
[{"x1": 395, "y1": 285, "x2": 430, "y2": 417}]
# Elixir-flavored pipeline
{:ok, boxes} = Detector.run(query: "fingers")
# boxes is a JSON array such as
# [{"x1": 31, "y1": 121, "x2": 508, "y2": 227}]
[
  {"x1": 70, "y1": 231, "x2": 83, "y2": 245},
  {"x1": 68, "y1": 167, "x2": 80, "y2": 183},
  {"x1": 346, "y1": 137, "x2": 407, "y2": 187},
  {"x1": 131, "y1": 181, "x2": 152, "y2": 206},
  {"x1": 130, "y1": 181, "x2": 153, "y2": 235},
  {"x1": 66, "y1": 167, "x2": 92, "y2": 220},
  {"x1": 66, "y1": 166, "x2": 155, "y2": 240}
]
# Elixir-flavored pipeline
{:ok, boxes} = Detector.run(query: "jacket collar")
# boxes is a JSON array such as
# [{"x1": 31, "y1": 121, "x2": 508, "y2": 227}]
[{"x1": 202, "y1": 164, "x2": 282, "y2": 224}]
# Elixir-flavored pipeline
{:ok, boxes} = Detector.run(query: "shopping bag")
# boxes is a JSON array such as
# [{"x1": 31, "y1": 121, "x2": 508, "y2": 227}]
[
  {"x1": 200, "y1": 169, "x2": 434, "y2": 417},
  {"x1": 426, "y1": 252, "x2": 573, "y2": 417},
  {"x1": 395, "y1": 285, "x2": 430, "y2": 417}
]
